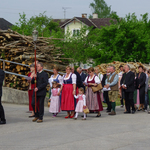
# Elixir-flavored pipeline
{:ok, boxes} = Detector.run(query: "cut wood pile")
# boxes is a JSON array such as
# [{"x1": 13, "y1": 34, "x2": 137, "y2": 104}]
[
  {"x1": 97, "y1": 61, "x2": 150, "y2": 74},
  {"x1": 0, "y1": 29, "x2": 67, "y2": 91}
]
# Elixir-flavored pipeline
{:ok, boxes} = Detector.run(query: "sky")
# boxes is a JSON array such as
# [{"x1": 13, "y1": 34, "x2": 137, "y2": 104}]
[{"x1": 1, "y1": 0, "x2": 150, "y2": 25}]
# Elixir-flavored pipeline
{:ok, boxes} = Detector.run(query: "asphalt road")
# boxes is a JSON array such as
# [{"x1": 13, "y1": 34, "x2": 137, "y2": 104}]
[{"x1": 0, "y1": 103, "x2": 150, "y2": 150}]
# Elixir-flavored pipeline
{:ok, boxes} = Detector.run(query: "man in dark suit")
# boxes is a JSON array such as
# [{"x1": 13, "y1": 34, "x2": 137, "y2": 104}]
[
  {"x1": 0, "y1": 69, "x2": 6, "y2": 125},
  {"x1": 31, "y1": 62, "x2": 48, "y2": 123},
  {"x1": 77, "y1": 67, "x2": 87, "y2": 91},
  {"x1": 120, "y1": 65, "x2": 135, "y2": 114},
  {"x1": 102, "y1": 67, "x2": 111, "y2": 112}
]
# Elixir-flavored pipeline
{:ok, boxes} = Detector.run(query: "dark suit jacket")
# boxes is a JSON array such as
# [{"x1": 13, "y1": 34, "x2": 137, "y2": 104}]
[
  {"x1": 0, "y1": 69, "x2": 5, "y2": 97},
  {"x1": 120, "y1": 71, "x2": 135, "y2": 92},
  {"x1": 102, "y1": 74, "x2": 107, "y2": 87},
  {"x1": 31, "y1": 71, "x2": 48, "y2": 96},
  {"x1": 136, "y1": 72, "x2": 146, "y2": 89},
  {"x1": 74, "y1": 71, "x2": 82, "y2": 88},
  {"x1": 80, "y1": 72, "x2": 86, "y2": 82}
]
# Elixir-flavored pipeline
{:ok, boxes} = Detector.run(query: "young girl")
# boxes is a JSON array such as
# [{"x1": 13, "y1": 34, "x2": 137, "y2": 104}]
[
  {"x1": 74, "y1": 87, "x2": 86, "y2": 120},
  {"x1": 49, "y1": 81, "x2": 60, "y2": 117}
]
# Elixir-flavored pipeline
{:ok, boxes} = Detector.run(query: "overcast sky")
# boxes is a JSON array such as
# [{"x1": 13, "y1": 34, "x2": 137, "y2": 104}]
[{"x1": 1, "y1": 0, "x2": 150, "y2": 24}]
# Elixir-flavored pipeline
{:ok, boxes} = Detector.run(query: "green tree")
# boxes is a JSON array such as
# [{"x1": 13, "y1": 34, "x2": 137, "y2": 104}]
[
  {"x1": 11, "y1": 12, "x2": 63, "y2": 37},
  {"x1": 89, "y1": 0, "x2": 116, "y2": 18}
]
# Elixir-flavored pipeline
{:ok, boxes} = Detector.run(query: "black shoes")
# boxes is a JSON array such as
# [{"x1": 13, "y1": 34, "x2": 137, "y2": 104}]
[
  {"x1": 106, "y1": 110, "x2": 111, "y2": 113},
  {"x1": 132, "y1": 110, "x2": 135, "y2": 114},
  {"x1": 0, "y1": 120, "x2": 6, "y2": 125}
]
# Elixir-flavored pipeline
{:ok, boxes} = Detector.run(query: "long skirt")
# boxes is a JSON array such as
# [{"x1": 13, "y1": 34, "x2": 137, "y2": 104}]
[
  {"x1": 139, "y1": 87, "x2": 145, "y2": 104},
  {"x1": 75, "y1": 100, "x2": 84, "y2": 113},
  {"x1": 61, "y1": 84, "x2": 75, "y2": 111},
  {"x1": 86, "y1": 87, "x2": 103, "y2": 111},
  {"x1": 49, "y1": 96, "x2": 60, "y2": 113},
  {"x1": 28, "y1": 90, "x2": 33, "y2": 111}
]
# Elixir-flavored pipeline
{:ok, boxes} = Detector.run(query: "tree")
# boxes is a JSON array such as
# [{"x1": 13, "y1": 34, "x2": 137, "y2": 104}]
[
  {"x1": 11, "y1": 12, "x2": 63, "y2": 37},
  {"x1": 89, "y1": 0, "x2": 116, "y2": 18}
]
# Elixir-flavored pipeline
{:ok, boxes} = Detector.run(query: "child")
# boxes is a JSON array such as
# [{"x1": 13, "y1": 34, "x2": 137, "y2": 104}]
[
  {"x1": 74, "y1": 87, "x2": 86, "y2": 120},
  {"x1": 49, "y1": 81, "x2": 60, "y2": 117}
]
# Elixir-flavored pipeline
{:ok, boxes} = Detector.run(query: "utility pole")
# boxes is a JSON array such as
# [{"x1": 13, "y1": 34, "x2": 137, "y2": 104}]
[{"x1": 62, "y1": 7, "x2": 71, "y2": 19}]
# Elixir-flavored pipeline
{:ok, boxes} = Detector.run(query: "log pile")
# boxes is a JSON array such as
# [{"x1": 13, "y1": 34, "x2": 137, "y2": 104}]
[
  {"x1": 97, "y1": 61, "x2": 150, "y2": 74},
  {"x1": 0, "y1": 29, "x2": 67, "y2": 91}
]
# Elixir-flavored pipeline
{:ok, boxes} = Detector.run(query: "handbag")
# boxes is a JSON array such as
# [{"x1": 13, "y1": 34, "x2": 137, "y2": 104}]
[
  {"x1": 48, "y1": 100, "x2": 50, "y2": 107},
  {"x1": 83, "y1": 106, "x2": 89, "y2": 114},
  {"x1": 91, "y1": 83, "x2": 103, "y2": 93}
]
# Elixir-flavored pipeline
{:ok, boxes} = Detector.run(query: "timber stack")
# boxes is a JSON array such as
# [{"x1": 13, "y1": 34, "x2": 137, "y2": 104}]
[{"x1": 0, "y1": 29, "x2": 68, "y2": 90}]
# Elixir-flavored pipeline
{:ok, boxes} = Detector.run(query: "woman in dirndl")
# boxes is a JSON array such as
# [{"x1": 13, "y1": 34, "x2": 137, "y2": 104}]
[
  {"x1": 84, "y1": 67, "x2": 103, "y2": 117},
  {"x1": 58, "y1": 66, "x2": 76, "y2": 118}
]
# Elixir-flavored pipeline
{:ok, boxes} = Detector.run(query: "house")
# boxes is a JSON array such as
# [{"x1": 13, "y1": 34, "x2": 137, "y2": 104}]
[
  {"x1": 53, "y1": 14, "x2": 113, "y2": 69},
  {"x1": 0, "y1": 18, "x2": 13, "y2": 30},
  {"x1": 53, "y1": 13, "x2": 112, "y2": 37}
]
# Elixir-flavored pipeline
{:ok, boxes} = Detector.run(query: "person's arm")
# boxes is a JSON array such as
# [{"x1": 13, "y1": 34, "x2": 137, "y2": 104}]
[
  {"x1": 83, "y1": 95, "x2": 86, "y2": 106},
  {"x1": 72, "y1": 74, "x2": 77, "y2": 95},
  {"x1": 109, "y1": 74, "x2": 119, "y2": 87},
  {"x1": 37, "y1": 72, "x2": 48, "y2": 91},
  {"x1": 74, "y1": 95, "x2": 79, "y2": 99}
]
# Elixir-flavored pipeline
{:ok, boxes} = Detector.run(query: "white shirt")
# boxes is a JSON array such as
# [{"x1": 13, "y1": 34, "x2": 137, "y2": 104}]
[
  {"x1": 74, "y1": 94, "x2": 86, "y2": 105},
  {"x1": 98, "y1": 73, "x2": 103, "y2": 82},
  {"x1": 84, "y1": 75, "x2": 100, "y2": 84},
  {"x1": 48, "y1": 74, "x2": 63, "y2": 88},
  {"x1": 63, "y1": 73, "x2": 76, "y2": 84}
]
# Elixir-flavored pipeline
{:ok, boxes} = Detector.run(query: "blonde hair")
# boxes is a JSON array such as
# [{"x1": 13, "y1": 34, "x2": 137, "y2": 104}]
[
  {"x1": 66, "y1": 65, "x2": 72, "y2": 70},
  {"x1": 94, "y1": 67, "x2": 100, "y2": 73}
]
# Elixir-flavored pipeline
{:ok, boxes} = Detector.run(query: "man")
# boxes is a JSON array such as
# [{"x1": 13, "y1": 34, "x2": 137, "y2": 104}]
[
  {"x1": 0, "y1": 69, "x2": 6, "y2": 125},
  {"x1": 102, "y1": 67, "x2": 111, "y2": 112},
  {"x1": 120, "y1": 65, "x2": 135, "y2": 114},
  {"x1": 118, "y1": 65, "x2": 124, "y2": 107},
  {"x1": 31, "y1": 62, "x2": 48, "y2": 123},
  {"x1": 77, "y1": 67, "x2": 86, "y2": 83},
  {"x1": 105, "y1": 66, "x2": 119, "y2": 115},
  {"x1": 72, "y1": 67, "x2": 82, "y2": 89}
]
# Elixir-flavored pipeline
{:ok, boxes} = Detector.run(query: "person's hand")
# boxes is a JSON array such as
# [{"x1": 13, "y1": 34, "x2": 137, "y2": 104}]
[
  {"x1": 106, "y1": 84, "x2": 110, "y2": 89},
  {"x1": 138, "y1": 85, "x2": 140, "y2": 88},
  {"x1": 34, "y1": 87, "x2": 38, "y2": 92},
  {"x1": 28, "y1": 80, "x2": 31, "y2": 83},
  {"x1": 33, "y1": 74, "x2": 37, "y2": 78},
  {"x1": 104, "y1": 85, "x2": 107, "y2": 88},
  {"x1": 122, "y1": 85, "x2": 125, "y2": 89},
  {"x1": 73, "y1": 90, "x2": 75, "y2": 95},
  {"x1": 145, "y1": 92, "x2": 147, "y2": 94},
  {"x1": 49, "y1": 99, "x2": 51, "y2": 102}
]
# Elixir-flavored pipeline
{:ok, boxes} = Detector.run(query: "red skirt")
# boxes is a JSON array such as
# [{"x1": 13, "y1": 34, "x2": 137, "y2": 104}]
[
  {"x1": 61, "y1": 84, "x2": 75, "y2": 111},
  {"x1": 28, "y1": 90, "x2": 40, "y2": 111}
]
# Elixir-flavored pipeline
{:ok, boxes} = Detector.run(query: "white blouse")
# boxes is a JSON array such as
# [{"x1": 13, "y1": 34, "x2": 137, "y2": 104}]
[
  {"x1": 48, "y1": 74, "x2": 63, "y2": 87},
  {"x1": 98, "y1": 73, "x2": 103, "y2": 82},
  {"x1": 74, "y1": 94, "x2": 86, "y2": 106},
  {"x1": 63, "y1": 73, "x2": 76, "y2": 84},
  {"x1": 84, "y1": 75, "x2": 100, "y2": 84}
]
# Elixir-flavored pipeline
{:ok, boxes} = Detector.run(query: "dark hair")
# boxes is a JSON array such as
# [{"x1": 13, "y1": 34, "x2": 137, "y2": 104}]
[
  {"x1": 52, "y1": 81, "x2": 58, "y2": 88},
  {"x1": 147, "y1": 69, "x2": 150, "y2": 74},
  {"x1": 119, "y1": 65, "x2": 123, "y2": 68},
  {"x1": 79, "y1": 87, "x2": 84, "y2": 94},
  {"x1": 88, "y1": 67, "x2": 94, "y2": 72},
  {"x1": 37, "y1": 62, "x2": 43, "y2": 67},
  {"x1": 138, "y1": 65, "x2": 143, "y2": 69},
  {"x1": 53, "y1": 66, "x2": 59, "y2": 72}
]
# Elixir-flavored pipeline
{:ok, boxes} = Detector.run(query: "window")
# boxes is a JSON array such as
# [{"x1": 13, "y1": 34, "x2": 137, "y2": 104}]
[{"x1": 72, "y1": 29, "x2": 80, "y2": 36}]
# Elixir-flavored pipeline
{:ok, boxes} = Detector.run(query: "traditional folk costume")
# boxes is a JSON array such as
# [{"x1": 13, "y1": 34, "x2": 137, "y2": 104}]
[
  {"x1": 97, "y1": 73, "x2": 104, "y2": 102},
  {"x1": 85, "y1": 75, "x2": 103, "y2": 112},
  {"x1": 61, "y1": 73, "x2": 76, "y2": 111},
  {"x1": 74, "y1": 94, "x2": 86, "y2": 119},
  {"x1": 49, "y1": 88, "x2": 60, "y2": 114}
]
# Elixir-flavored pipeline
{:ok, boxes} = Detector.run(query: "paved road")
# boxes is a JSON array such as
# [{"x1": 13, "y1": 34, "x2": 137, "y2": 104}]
[{"x1": 0, "y1": 103, "x2": 150, "y2": 150}]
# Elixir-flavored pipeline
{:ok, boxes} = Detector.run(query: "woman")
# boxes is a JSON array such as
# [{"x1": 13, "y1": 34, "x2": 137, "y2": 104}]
[
  {"x1": 28, "y1": 64, "x2": 35, "y2": 117},
  {"x1": 136, "y1": 65, "x2": 146, "y2": 111},
  {"x1": 84, "y1": 67, "x2": 103, "y2": 117},
  {"x1": 147, "y1": 70, "x2": 150, "y2": 113},
  {"x1": 94, "y1": 67, "x2": 104, "y2": 102},
  {"x1": 48, "y1": 66, "x2": 63, "y2": 100},
  {"x1": 58, "y1": 66, "x2": 76, "y2": 118}
]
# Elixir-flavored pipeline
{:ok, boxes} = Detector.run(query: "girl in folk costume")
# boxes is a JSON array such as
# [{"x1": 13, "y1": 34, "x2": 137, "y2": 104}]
[
  {"x1": 74, "y1": 87, "x2": 86, "y2": 120},
  {"x1": 49, "y1": 81, "x2": 60, "y2": 117}
]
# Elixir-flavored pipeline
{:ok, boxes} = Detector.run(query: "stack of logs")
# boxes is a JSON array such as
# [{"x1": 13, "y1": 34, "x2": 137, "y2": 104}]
[{"x1": 0, "y1": 29, "x2": 67, "y2": 91}]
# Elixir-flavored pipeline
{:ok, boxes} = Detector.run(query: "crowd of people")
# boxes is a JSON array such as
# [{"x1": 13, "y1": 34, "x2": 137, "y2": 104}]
[{"x1": 1, "y1": 61, "x2": 150, "y2": 124}]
